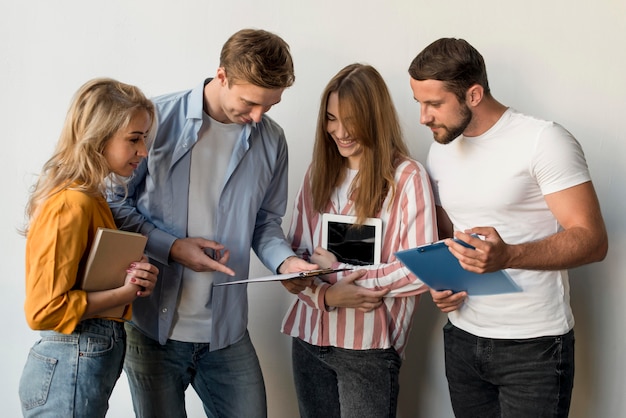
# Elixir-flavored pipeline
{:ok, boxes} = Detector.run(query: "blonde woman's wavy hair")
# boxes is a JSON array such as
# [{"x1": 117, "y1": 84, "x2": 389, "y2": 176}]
[{"x1": 23, "y1": 78, "x2": 155, "y2": 233}]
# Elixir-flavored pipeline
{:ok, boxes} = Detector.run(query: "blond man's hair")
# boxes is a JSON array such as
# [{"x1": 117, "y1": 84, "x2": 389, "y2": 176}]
[{"x1": 220, "y1": 28, "x2": 295, "y2": 89}]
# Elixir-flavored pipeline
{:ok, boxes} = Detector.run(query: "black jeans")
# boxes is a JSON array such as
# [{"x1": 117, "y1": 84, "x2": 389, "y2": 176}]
[
  {"x1": 292, "y1": 338, "x2": 401, "y2": 418},
  {"x1": 443, "y1": 321, "x2": 574, "y2": 418}
]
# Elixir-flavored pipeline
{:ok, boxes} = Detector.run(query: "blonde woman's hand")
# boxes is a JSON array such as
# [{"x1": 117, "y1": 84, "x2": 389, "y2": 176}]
[
  {"x1": 83, "y1": 256, "x2": 160, "y2": 319},
  {"x1": 124, "y1": 255, "x2": 159, "y2": 298}
]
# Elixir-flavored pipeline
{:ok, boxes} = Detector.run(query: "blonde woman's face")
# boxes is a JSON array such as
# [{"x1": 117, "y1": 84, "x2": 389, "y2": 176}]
[
  {"x1": 103, "y1": 109, "x2": 150, "y2": 177},
  {"x1": 326, "y1": 92, "x2": 362, "y2": 170}
]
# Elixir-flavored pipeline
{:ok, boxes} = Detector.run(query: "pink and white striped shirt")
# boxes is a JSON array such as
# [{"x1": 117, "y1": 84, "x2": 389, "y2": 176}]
[{"x1": 281, "y1": 158, "x2": 437, "y2": 356}]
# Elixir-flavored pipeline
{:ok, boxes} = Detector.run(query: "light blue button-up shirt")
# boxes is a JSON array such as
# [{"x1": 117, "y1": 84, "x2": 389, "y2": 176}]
[{"x1": 108, "y1": 79, "x2": 295, "y2": 350}]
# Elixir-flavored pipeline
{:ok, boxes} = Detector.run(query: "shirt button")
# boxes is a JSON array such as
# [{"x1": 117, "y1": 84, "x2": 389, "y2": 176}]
[{"x1": 162, "y1": 308, "x2": 168, "y2": 313}]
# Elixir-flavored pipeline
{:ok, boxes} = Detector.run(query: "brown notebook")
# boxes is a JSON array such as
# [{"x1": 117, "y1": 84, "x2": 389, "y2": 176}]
[{"x1": 78, "y1": 227, "x2": 147, "y2": 317}]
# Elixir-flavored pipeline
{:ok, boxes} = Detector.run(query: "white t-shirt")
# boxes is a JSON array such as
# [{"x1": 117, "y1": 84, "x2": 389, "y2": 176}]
[
  {"x1": 427, "y1": 108, "x2": 590, "y2": 339},
  {"x1": 334, "y1": 168, "x2": 358, "y2": 213},
  {"x1": 170, "y1": 113, "x2": 242, "y2": 343}
]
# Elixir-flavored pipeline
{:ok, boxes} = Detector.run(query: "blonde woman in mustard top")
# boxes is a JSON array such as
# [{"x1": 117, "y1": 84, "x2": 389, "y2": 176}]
[{"x1": 18, "y1": 78, "x2": 159, "y2": 418}]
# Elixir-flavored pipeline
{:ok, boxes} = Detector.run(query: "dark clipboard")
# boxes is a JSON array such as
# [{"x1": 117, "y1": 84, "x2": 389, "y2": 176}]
[{"x1": 395, "y1": 239, "x2": 522, "y2": 295}]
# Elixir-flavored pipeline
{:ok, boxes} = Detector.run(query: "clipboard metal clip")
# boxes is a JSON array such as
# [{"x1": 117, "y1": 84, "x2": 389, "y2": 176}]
[{"x1": 298, "y1": 268, "x2": 352, "y2": 278}]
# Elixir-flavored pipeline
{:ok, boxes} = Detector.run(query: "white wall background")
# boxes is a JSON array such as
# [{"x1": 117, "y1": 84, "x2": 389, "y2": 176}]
[{"x1": 1, "y1": 1, "x2": 624, "y2": 417}]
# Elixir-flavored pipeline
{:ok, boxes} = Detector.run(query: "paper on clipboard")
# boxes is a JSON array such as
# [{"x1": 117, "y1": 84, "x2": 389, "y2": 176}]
[
  {"x1": 214, "y1": 268, "x2": 352, "y2": 286},
  {"x1": 395, "y1": 239, "x2": 521, "y2": 295}
]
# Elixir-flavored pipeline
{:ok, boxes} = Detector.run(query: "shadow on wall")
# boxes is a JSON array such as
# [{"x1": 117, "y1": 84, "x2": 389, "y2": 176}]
[
  {"x1": 397, "y1": 295, "x2": 452, "y2": 418},
  {"x1": 568, "y1": 260, "x2": 611, "y2": 418}
]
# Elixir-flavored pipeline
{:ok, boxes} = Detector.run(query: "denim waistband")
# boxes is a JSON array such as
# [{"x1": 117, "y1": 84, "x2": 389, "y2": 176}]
[
  {"x1": 75, "y1": 318, "x2": 125, "y2": 338},
  {"x1": 39, "y1": 318, "x2": 126, "y2": 340}
]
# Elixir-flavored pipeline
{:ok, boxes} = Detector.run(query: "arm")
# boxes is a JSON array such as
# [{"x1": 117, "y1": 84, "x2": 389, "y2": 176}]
[
  {"x1": 429, "y1": 183, "x2": 607, "y2": 313},
  {"x1": 311, "y1": 247, "x2": 422, "y2": 297},
  {"x1": 268, "y1": 167, "x2": 317, "y2": 294},
  {"x1": 24, "y1": 196, "x2": 157, "y2": 333},
  {"x1": 288, "y1": 271, "x2": 389, "y2": 312},
  {"x1": 107, "y1": 160, "x2": 174, "y2": 266},
  {"x1": 252, "y1": 134, "x2": 302, "y2": 274},
  {"x1": 107, "y1": 96, "x2": 183, "y2": 265},
  {"x1": 108, "y1": 152, "x2": 235, "y2": 275},
  {"x1": 107, "y1": 160, "x2": 158, "y2": 245},
  {"x1": 304, "y1": 250, "x2": 390, "y2": 309},
  {"x1": 313, "y1": 163, "x2": 438, "y2": 297},
  {"x1": 324, "y1": 270, "x2": 388, "y2": 312},
  {"x1": 280, "y1": 169, "x2": 389, "y2": 309},
  {"x1": 24, "y1": 196, "x2": 91, "y2": 332},
  {"x1": 83, "y1": 257, "x2": 159, "y2": 318},
  {"x1": 448, "y1": 181, "x2": 608, "y2": 272}
]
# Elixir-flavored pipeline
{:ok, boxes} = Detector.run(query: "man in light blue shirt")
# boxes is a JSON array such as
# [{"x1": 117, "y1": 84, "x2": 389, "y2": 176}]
[{"x1": 108, "y1": 28, "x2": 315, "y2": 418}]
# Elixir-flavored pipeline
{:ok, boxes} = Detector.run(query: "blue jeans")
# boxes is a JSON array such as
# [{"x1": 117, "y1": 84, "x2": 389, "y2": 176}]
[
  {"x1": 292, "y1": 338, "x2": 401, "y2": 418},
  {"x1": 123, "y1": 323, "x2": 266, "y2": 418},
  {"x1": 18, "y1": 318, "x2": 126, "y2": 418},
  {"x1": 443, "y1": 321, "x2": 574, "y2": 418}
]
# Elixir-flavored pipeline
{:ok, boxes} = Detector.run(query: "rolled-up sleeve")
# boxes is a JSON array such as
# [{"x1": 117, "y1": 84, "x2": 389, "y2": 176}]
[{"x1": 24, "y1": 196, "x2": 90, "y2": 334}]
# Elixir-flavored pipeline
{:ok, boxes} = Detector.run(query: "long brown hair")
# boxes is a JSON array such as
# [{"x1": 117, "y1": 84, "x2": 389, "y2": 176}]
[
  {"x1": 310, "y1": 63, "x2": 410, "y2": 224},
  {"x1": 24, "y1": 78, "x2": 155, "y2": 233}
]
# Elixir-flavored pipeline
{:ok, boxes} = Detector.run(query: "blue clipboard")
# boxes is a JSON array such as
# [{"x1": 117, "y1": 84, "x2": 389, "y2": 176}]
[{"x1": 395, "y1": 239, "x2": 522, "y2": 295}]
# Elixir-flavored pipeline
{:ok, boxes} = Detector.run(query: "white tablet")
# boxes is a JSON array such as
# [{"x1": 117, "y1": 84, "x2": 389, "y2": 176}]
[{"x1": 321, "y1": 213, "x2": 383, "y2": 265}]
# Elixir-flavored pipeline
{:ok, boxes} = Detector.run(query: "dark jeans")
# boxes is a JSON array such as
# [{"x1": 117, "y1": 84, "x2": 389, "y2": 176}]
[
  {"x1": 292, "y1": 337, "x2": 401, "y2": 418},
  {"x1": 443, "y1": 321, "x2": 575, "y2": 418},
  {"x1": 123, "y1": 324, "x2": 266, "y2": 418}
]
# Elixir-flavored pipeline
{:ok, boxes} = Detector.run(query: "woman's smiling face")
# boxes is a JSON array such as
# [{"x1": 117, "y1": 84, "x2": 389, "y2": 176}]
[
  {"x1": 326, "y1": 92, "x2": 362, "y2": 169},
  {"x1": 103, "y1": 109, "x2": 151, "y2": 177}
]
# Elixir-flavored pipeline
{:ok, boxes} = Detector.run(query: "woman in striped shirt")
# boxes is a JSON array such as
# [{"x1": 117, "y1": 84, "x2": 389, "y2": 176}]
[{"x1": 281, "y1": 64, "x2": 437, "y2": 418}]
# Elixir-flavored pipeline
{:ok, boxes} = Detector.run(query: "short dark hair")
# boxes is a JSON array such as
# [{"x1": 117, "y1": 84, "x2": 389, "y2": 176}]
[
  {"x1": 220, "y1": 28, "x2": 295, "y2": 89},
  {"x1": 408, "y1": 38, "x2": 490, "y2": 102}
]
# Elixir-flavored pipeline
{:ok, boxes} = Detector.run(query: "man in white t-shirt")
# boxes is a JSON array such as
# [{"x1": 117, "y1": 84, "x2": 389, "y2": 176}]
[{"x1": 408, "y1": 38, "x2": 608, "y2": 418}]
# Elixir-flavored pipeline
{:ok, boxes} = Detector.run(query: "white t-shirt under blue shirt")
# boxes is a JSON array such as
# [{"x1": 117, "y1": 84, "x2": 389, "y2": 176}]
[{"x1": 169, "y1": 112, "x2": 242, "y2": 343}]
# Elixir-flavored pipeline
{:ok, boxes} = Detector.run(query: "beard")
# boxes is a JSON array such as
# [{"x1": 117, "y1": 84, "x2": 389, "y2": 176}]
[{"x1": 429, "y1": 103, "x2": 472, "y2": 144}]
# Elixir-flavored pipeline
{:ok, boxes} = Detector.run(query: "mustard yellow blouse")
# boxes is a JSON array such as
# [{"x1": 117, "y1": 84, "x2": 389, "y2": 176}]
[{"x1": 24, "y1": 189, "x2": 131, "y2": 334}]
